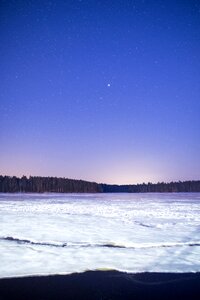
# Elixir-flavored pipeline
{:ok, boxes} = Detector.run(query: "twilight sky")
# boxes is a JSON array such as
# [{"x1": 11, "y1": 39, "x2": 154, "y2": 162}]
[{"x1": 0, "y1": 0, "x2": 200, "y2": 184}]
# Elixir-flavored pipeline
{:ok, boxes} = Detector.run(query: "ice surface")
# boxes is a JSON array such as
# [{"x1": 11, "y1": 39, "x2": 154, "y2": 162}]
[{"x1": 0, "y1": 193, "x2": 200, "y2": 278}]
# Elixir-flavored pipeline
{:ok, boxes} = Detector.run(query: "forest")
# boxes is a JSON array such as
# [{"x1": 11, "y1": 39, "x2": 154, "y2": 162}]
[{"x1": 0, "y1": 175, "x2": 200, "y2": 193}]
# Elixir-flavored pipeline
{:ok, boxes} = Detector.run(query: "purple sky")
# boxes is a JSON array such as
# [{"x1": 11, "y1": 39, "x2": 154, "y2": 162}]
[{"x1": 0, "y1": 0, "x2": 200, "y2": 184}]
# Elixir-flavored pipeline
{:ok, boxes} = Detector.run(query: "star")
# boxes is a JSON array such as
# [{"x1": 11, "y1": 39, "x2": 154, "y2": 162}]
[{"x1": 107, "y1": 83, "x2": 111, "y2": 87}]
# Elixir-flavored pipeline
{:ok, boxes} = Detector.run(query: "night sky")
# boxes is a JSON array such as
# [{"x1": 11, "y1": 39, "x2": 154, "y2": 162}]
[{"x1": 0, "y1": 0, "x2": 200, "y2": 184}]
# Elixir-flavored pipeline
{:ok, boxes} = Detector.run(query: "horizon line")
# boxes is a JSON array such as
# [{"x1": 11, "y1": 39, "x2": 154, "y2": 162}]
[{"x1": 0, "y1": 174, "x2": 199, "y2": 186}]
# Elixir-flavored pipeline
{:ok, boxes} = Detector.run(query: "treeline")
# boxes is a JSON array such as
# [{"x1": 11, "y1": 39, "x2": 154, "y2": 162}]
[
  {"x1": 0, "y1": 175, "x2": 200, "y2": 193},
  {"x1": 101, "y1": 181, "x2": 200, "y2": 193},
  {"x1": 0, "y1": 176, "x2": 101, "y2": 193}
]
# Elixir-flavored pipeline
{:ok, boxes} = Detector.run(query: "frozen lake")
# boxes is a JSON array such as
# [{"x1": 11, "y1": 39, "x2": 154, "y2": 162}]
[{"x1": 0, "y1": 193, "x2": 200, "y2": 278}]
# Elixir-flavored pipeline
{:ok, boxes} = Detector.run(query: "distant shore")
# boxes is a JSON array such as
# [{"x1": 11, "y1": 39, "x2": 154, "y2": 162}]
[
  {"x1": 0, "y1": 175, "x2": 200, "y2": 193},
  {"x1": 0, "y1": 270, "x2": 200, "y2": 300}
]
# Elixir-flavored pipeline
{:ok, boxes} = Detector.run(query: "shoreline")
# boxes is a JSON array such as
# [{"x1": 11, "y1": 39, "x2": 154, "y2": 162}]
[
  {"x1": 1, "y1": 175, "x2": 200, "y2": 193},
  {"x1": 0, "y1": 270, "x2": 200, "y2": 300}
]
